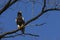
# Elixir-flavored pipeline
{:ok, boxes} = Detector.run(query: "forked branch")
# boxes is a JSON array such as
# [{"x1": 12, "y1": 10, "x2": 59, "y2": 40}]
[
  {"x1": 3, "y1": 33, "x2": 39, "y2": 38},
  {"x1": 0, "y1": 0, "x2": 60, "y2": 39}
]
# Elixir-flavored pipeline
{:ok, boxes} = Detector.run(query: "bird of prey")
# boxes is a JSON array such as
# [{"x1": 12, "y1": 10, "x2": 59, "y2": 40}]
[{"x1": 16, "y1": 11, "x2": 25, "y2": 34}]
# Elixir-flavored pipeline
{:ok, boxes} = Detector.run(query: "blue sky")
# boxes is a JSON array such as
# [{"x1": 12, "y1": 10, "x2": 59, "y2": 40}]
[{"x1": 0, "y1": 0, "x2": 60, "y2": 40}]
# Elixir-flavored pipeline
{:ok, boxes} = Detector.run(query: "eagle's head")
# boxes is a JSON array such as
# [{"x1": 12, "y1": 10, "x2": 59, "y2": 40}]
[{"x1": 18, "y1": 11, "x2": 22, "y2": 16}]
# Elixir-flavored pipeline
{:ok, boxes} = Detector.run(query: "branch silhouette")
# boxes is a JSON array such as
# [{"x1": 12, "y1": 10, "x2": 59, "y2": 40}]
[
  {"x1": 0, "y1": 0, "x2": 60, "y2": 39},
  {"x1": 0, "y1": 0, "x2": 18, "y2": 15},
  {"x1": 3, "y1": 33, "x2": 39, "y2": 38},
  {"x1": 27, "y1": 23, "x2": 46, "y2": 26}
]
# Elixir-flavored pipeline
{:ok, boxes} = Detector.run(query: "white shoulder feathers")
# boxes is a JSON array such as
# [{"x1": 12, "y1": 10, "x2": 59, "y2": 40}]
[{"x1": 22, "y1": 17, "x2": 24, "y2": 20}]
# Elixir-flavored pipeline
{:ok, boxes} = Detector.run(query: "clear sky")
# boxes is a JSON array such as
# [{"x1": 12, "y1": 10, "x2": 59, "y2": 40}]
[{"x1": 0, "y1": 0, "x2": 60, "y2": 40}]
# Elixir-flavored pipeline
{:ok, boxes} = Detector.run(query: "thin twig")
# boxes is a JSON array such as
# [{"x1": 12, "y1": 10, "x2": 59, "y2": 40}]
[
  {"x1": 3, "y1": 33, "x2": 39, "y2": 38},
  {"x1": 0, "y1": 0, "x2": 60, "y2": 39}
]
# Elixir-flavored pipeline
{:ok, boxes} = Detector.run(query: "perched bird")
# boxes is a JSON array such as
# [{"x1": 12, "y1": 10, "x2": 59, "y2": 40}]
[{"x1": 16, "y1": 11, "x2": 25, "y2": 34}]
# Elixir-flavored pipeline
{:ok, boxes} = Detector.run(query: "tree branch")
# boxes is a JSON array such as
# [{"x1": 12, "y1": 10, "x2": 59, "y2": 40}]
[
  {"x1": 0, "y1": 0, "x2": 18, "y2": 15},
  {"x1": 0, "y1": 29, "x2": 19, "y2": 39},
  {"x1": 0, "y1": 0, "x2": 60, "y2": 39},
  {"x1": 3, "y1": 33, "x2": 39, "y2": 38},
  {"x1": 0, "y1": 0, "x2": 11, "y2": 14},
  {"x1": 24, "y1": 0, "x2": 46, "y2": 26},
  {"x1": 27, "y1": 23, "x2": 46, "y2": 26},
  {"x1": 0, "y1": 0, "x2": 47, "y2": 39},
  {"x1": 44, "y1": 8, "x2": 60, "y2": 13},
  {"x1": 9, "y1": 0, "x2": 18, "y2": 6}
]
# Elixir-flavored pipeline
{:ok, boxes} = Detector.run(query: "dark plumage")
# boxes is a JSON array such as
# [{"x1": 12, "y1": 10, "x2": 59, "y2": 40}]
[{"x1": 16, "y1": 11, "x2": 25, "y2": 34}]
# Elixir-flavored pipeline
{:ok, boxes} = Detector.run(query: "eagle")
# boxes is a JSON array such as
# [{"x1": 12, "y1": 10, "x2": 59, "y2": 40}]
[{"x1": 16, "y1": 11, "x2": 25, "y2": 34}]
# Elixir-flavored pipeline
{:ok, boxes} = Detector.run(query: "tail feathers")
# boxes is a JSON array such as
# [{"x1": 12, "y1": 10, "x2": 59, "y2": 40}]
[{"x1": 21, "y1": 28, "x2": 25, "y2": 34}]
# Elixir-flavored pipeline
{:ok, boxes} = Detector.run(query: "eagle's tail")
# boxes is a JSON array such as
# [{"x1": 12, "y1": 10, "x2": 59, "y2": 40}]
[{"x1": 21, "y1": 27, "x2": 25, "y2": 34}]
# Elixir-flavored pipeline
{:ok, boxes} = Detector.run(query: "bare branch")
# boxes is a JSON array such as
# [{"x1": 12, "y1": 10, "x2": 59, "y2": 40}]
[
  {"x1": 0, "y1": 0, "x2": 18, "y2": 15},
  {"x1": 44, "y1": 8, "x2": 60, "y2": 13},
  {"x1": 24, "y1": 33, "x2": 39, "y2": 37},
  {"x1": 42, "y1": 0, "x2": 46, "y2": 11},
  {"x1": 27, "y1": 23, "x2": 46, "y2": 26},
  {"x1": 0, "y1": 23, "x2": 45, "y2": 39},
  {"x1": 3, "y1": 33, "x2": 39, "y2": 38},
  {"x1": 24, "y1": 0, "x2": 46, "y2": 26},
  {"x1": 0, "y1": 0, "x2": 11, "y2": 14},
  {"x1": 9, "y1": 0, "x2": 18, "y2": 6},
  {"x1": 0, "y1": 0, "x2": 60, "y2": 39},
  {"x1": 0, "y1": 29, "x2": 19, "y2": 39},
  {"x1": 0, "y1": 0, "x2": 47, "y2": 39}
]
